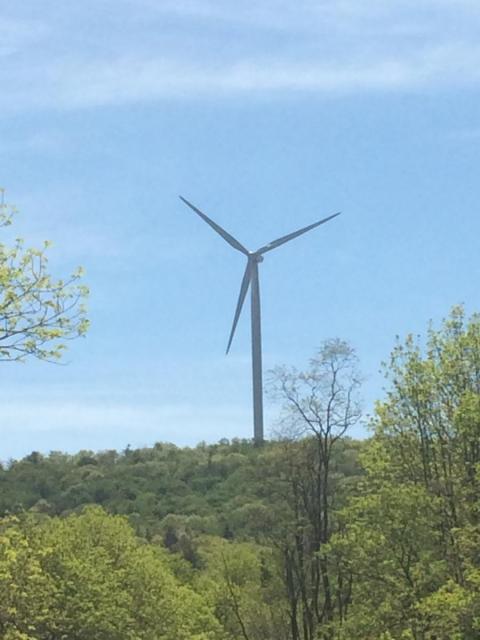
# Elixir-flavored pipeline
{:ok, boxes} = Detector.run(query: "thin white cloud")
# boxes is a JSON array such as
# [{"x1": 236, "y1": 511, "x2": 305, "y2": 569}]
[
  {"x1": 1, "y1": 3, "x2": 480, "y2": 107},
  {"x1": 120, "y1": 0, "x2": 476, "y2": 38},
  {"x1": 17, "y1": 45, "x2": 480, "y2": 111}
]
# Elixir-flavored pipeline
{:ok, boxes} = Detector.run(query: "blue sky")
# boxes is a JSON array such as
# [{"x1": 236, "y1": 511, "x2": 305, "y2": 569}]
[{"x1": 1, "y1": 1, "x2": 480, "y2": 459}]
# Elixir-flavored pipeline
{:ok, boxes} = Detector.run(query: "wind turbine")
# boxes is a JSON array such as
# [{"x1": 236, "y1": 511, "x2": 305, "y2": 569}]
[{"x1": 179, "y1": 195, "x2": 340, "y2": 444}]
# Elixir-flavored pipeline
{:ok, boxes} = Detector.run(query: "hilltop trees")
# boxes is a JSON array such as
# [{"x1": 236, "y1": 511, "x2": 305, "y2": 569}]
[
  {"x1": 0, "y1": 438, "x2": 365, "y2": 639},
  {"x1": 3, "y1": 305, "x2": 480, "y2": 637},
  {"x1": 0, "y1": 189, "x2": 88, "y2": 362}
]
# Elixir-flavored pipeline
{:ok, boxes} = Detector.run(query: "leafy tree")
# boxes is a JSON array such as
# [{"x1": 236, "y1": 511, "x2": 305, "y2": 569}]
[
  {"x1": 374, "y1": 306, "x2": 480, "y2": 573},
  {"x1": 330, "y1": 307, "x2": 480, "y2": 639},
  {"x1": 331, "y1": 475, "x2": 444, "y2": 638},
  {"x1": 0, "y1": 189, "x2": 88, "y2": 362},
  {"x1": 0, "y1": 515, "x2": 56, "y2": 639},
  {"x1": 0, "y1": 507, "x2": 225, "y2": 639},
  {"x1": 196, "y1": 536, "x2": 288, "y2": 640}
]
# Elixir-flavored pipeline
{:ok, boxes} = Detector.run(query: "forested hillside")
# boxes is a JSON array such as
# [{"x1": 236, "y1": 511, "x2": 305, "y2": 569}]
[{"x1": 2, "y1": 307, "x2": 480, "y2": 639}]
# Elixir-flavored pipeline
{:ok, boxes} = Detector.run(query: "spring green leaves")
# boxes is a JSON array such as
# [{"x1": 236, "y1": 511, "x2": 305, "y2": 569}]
[
  {"x1": 0, "y1": 190, "x2": 88, "y2": 362},
  {"x1": 0, "y1": 507, "x2": 224, "y2": 640}
]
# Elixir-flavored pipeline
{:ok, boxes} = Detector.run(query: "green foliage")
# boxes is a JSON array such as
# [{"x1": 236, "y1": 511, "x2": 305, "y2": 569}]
[
  {"x1": 329, "y1": 306, "x2": 480, "y2": 639},
  {"x1": 331, "y1": 482, "x2": 444, "y2": 638},
  {"x1": 0, "y1": 189, "x2": 88, "y2": 362},
  {"x1": 196, "y1": 537, "x2": 288, "y2": 640},
  {"x1": 0, "y1": 438, "x2": 363, "y2": 639},
  {"x1": 5, "y1": 306, "x2": 480, "y2": 638},
  {"x1": 0, "y1": 507, "x2": 224, "y2": 639}
]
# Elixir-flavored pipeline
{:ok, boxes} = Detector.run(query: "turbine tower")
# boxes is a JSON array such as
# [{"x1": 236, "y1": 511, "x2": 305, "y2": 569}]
[{"x1": 180, "y1": 196, "x2": 340, "y2": 444}]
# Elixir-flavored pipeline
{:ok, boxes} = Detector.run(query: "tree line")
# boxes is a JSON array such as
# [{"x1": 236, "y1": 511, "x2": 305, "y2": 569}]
[{"x1": 2, "y1": 307, "x2": 480, "y2": 638}]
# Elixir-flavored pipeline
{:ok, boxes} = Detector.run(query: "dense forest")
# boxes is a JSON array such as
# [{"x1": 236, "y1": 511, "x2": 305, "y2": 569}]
[{"x1": 2, "y1": 306, "x2": 480, "y2": 639}]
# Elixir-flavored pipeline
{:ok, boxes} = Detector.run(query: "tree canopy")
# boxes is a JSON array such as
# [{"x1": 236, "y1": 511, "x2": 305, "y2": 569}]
[
  {"x1": 2, "y1": 307, "x2": 480, "y2": 638},
  {"x1": 0, "y1": 506, "x2": 224, "y2": 639}
]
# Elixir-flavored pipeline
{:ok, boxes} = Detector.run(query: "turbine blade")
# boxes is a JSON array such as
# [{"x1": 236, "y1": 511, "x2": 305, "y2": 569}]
[
  {"x1": 256, "y1": 212, "x2": 341, "y2": 255},
  {"x1": 226, "y1": 261, "x2": 252, "y2": 354},
  {"x1": 179, "y1": 196, "x2": 249, "y2": 255}
]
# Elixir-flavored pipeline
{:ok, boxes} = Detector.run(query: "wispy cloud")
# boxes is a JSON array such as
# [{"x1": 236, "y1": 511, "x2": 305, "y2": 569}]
[
  {"x1": 3, "y1": 46, "x2": 480, "y2": 112},
  {"x1": 1, "y1": 2, "x2": 480, "y2": 107}
]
